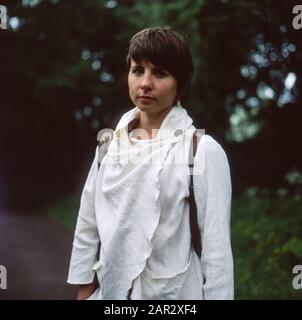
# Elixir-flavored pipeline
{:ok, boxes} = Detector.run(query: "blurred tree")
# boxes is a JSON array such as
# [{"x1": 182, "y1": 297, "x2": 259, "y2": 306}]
[
  {"x1": 0, "y1": 0, "x2": 301, "y2": 209},
  {"x1": 0, "y1": 0, "x2": 129, "y2": 209},
  {"x1": 193, "y1": 0, "x2": 302, "y2": 193}
]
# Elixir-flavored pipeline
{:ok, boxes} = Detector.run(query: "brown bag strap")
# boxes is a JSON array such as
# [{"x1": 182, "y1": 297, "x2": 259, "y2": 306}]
[{"x1": 188, "y1": 130, "x2": 202, "y2": 257}]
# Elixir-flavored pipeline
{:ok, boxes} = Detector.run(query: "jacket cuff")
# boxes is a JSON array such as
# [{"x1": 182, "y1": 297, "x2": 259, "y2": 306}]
[{"x1": 67, "y1": 269, "x2": 96, "y2": 285}]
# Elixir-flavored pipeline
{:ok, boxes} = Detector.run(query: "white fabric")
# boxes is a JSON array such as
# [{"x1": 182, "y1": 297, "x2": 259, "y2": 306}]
[{"x1": 67, "y1": 105, "x2": 234, "y2": 300}]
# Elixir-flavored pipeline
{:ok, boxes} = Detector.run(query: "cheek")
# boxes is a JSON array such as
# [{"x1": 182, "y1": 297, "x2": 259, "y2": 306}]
[
  {"x1": 127, "y1": 75, "x2": 131, "y2": 87},
  {"x1": 128, "y1": 77, "x2": 135, "y2": 94},
  {"x1": 161, "y1": 82, "x2": 177, "y2": 98}
]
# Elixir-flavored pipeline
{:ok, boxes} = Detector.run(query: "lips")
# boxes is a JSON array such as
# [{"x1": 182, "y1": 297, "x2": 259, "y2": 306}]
[{"x1": 137, "y1": 95, "x2": 156, "y2": 100}]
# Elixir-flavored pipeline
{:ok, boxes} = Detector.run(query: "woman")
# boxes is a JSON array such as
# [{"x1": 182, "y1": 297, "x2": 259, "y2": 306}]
[{"x1": 67, "y1": 27, "x2": 233, "y2": 300}]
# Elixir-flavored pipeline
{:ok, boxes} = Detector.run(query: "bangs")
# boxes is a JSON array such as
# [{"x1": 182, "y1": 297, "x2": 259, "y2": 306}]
[{"x1": 128, "y1": 30, "x2": 176, "y2": 72}]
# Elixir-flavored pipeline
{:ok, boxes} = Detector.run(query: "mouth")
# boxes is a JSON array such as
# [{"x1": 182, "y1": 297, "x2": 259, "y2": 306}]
[{"x1": 137, "y1": 95, "x2": 156, "y2": 100}]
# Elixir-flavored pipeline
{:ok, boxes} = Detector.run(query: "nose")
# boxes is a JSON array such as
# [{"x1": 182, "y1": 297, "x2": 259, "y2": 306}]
[{"x1": 140, "y1": 73, "x2": 153, "y2": 91}]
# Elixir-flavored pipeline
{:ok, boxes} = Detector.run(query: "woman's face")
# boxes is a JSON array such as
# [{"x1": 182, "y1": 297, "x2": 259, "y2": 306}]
[{"x1": 128, "y1": 59, "x2": 177, "y2": 115}]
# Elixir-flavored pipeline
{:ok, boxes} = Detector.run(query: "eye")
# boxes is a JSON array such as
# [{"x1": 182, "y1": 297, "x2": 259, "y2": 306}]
[
  {"x1": 131, "y1": 67, "x2": 144, "y2": 75},
  {"x1": 153, "y1": 68, "x2": 167, "y2": 78}
]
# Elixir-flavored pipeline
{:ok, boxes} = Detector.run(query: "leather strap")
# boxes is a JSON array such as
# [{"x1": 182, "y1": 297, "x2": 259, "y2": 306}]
[{"x1": 188, "y1": 130, "x2": 202, "y2": 257}]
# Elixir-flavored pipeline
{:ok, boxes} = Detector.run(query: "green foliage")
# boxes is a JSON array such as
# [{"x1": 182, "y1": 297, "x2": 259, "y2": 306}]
[
  {"x1": 232, "y1": 190, "x2": 302, "y2": 299},
  {"x1": 115, "y1": 0, "x2": 205, "y2": 70},
  {"x1": 46, "y1": 195, "x2": 80, "y2": 230},
  {"x1": 2, "y1": 0, "x2": 302, "y2": 206}
]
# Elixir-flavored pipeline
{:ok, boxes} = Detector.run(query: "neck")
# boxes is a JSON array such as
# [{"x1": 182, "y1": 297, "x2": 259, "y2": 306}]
[{"x1": 135, "y1": 106, "x2": 174, "y2": 139}]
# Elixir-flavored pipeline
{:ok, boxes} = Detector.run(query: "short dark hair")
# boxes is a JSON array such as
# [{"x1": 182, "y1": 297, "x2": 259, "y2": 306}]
[{"x1": 126, "y1": 26, "x2": 194, "y2": 102}]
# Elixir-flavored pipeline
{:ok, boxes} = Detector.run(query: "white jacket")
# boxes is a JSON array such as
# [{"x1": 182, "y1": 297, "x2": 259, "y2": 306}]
[{"x1": 67, "y1": 105, "x2": 234, "y2": 300}]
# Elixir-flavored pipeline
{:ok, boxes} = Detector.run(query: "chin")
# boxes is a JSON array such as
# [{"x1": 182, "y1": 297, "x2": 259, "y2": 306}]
[{"x1": 136, "y1": 102, "x2": 153, "y2": 111}]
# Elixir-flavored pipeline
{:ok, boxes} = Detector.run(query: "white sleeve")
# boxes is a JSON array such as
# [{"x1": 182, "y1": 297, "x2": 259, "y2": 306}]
[
  {"x1": 67, "y1": 146, "x2": 100, "y2": 284},
  {"x1": 193, "y1": 135, "x2": 234, "y2": 299}
]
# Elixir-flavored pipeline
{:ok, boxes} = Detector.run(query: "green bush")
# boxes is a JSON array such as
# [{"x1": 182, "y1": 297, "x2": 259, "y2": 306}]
[{"x1": 232, "y1": 189, "x2": 302, "y2": 299}]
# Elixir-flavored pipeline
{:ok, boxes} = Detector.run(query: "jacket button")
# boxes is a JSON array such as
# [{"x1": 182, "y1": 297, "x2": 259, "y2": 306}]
[{"x1": 174, "y1": 129, "x2": 183, "y2": 137}]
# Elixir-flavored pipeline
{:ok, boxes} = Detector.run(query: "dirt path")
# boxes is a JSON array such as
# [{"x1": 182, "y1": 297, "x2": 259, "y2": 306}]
[{"x1": 0, "y1": 211, "x2": 77, "y2": 300}]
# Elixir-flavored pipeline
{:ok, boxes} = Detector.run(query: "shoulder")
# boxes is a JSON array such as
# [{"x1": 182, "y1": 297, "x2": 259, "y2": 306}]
[
  {"x1": 198, "y1": 134, "x2": 228, "y2": 160},
  {"x1": 194, "y1": 134, "x2": 231, "y2": 177}
]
